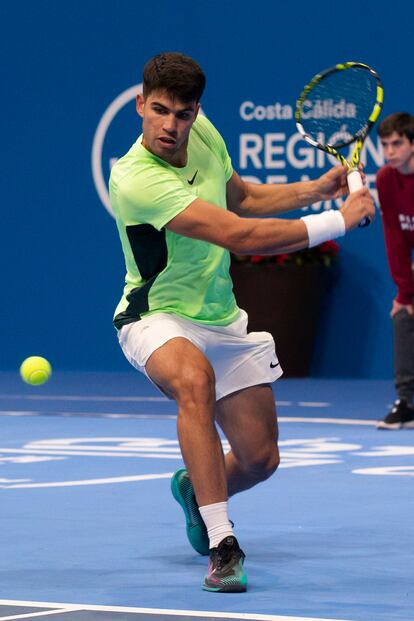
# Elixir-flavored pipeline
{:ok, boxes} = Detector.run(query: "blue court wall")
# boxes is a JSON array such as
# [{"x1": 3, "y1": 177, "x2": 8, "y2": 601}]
[{"x1": 1, "y1": 0, "x2": 412, "y2": 378}]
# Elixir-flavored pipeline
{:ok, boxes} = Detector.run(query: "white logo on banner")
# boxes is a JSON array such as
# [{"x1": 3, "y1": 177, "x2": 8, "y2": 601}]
[{"x1": 91, "y1": 83, "x2": 143, "y2": 218}]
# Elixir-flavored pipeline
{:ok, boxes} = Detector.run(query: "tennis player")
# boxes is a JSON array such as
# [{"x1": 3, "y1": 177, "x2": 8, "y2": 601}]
[
  {"x1": 376, "y1": 112, "x2": 414, "y2": 429},
  {"x1": 110, "y1": 52, "x2": 375, "y2": 592}
]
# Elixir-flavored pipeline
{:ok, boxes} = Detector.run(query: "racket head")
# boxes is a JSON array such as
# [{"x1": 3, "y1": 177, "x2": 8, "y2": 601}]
[{"x1": 295, "y1": 62, "x2": 383, "y2": 159}]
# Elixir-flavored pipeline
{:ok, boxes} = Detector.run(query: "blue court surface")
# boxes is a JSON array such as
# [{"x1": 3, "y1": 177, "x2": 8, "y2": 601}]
[{"x1": 0, "y1": 372, "x2": 413, "y2": 621}]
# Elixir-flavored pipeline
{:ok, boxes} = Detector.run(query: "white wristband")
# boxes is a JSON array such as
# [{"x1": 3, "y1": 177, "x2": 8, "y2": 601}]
[{"x1": 301, "y1": 210, "x2": 345, "y2": 248}]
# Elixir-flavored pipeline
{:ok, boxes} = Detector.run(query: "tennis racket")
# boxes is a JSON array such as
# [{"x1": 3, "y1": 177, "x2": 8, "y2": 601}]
[{"x1": 295, "y1": 62, "x2": 383, "y2": 227}]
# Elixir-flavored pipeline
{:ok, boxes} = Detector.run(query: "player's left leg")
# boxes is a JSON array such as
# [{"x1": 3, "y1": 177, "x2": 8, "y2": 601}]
[{"x1": 215, "y1": 383, "x2": 280, "y2": 497}]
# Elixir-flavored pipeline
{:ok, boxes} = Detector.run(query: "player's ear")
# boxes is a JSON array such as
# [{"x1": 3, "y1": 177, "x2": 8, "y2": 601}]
[
  {"x1": 194, "y1": 103, "x2": 200, "y2": 120},
  {"x1": 136, "y1": 94, "x2": 145, "y2": 118}
]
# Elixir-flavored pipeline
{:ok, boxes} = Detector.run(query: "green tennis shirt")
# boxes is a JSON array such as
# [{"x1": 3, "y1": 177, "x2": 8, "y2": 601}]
[{"x1": 110, "y1": 115, "x2": 240, "y2": 329}]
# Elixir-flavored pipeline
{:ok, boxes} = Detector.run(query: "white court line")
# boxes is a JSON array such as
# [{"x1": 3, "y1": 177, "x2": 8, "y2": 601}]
[
  {"x1": 0, "y1": 412, "x2": 179, "y2": 421},
  {"x1": 0, "y1": 599, "x2": 355, "y2": 621},
  {"x1": 0, "y1": 395, "x2": 169, "y2": 402},
  {"x1": 278, "y1": 417, "x2": 377, "y2": 426},
  {"x1": 0, "y1": 608, "x2": 81, "y2": 620},
  {"x1": 0, "y1": 396, "x2": 330, "y2": 408},
  {"x1": 0, "y1": 412, "x2": 40, "y2": 417},
  {"x1": 0, "y1": 413, "x2": 377, "y2": 426},
  {"x1": 0, "y1": 448, "x2": 181, "y2": 458},
  {"x1": 0, "y1": 472, "x2": 173, "y2": 489},
  {"x1": 353, "y1": 466, "x2": 414, "y2": 476}
]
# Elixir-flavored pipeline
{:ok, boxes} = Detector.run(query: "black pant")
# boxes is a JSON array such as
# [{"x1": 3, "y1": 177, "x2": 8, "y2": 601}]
[{"x1": 393, "y1": 302, "x2": 414, "y2": 403}]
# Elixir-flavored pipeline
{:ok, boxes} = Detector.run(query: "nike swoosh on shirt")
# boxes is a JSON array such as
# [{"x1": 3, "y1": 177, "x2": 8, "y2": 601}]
[
  {"x1": 270, "y1": 362, "x2": 280, "y2": 369},
  {"x1": 187, "y1": 170, "x2": 198, "y2": 185}
]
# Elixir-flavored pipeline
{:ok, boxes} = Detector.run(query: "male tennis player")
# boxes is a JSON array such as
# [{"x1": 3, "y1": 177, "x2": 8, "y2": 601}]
[
  {"x1": 110, "y1": 52, "x2": 374, "y2": 592},
  {"x1": 376, "y1": 113, "x2": 414, "y2": 429}
]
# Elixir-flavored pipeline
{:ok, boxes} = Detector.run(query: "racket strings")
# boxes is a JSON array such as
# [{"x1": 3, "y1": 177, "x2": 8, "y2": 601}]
[{"x1": 299, "y1": 67, "x2": 378, "y2": 148}]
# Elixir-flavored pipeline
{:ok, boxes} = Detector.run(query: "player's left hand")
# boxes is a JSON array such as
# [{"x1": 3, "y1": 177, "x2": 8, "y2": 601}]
[
  {"x1": 316, "y1": 164, "x2": 366, "y2": 200},
  {"x1": 390, "y1": 298, "x2": 414, "y2": 318}
]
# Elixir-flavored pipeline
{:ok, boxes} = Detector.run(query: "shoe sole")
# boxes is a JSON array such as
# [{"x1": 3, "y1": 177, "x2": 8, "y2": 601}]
[
  {"x1": 171, "y1": 468, "x2": 209, "y2": 556},
  {"x1": 203, "y1": 583, "x2": 247, "y2": 593},
  {"x1": 377, "y1": 422, "x2": 402, "y2": 430},
  {"x1": 377, "y1": 421, "x2": 414, "y2": 429},
  {"x1": 203, "y1": 567, "x2": 248, "y2": 593}
]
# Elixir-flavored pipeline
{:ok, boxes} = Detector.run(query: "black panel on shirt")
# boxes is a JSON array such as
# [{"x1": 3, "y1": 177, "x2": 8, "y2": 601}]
[
  {"x1": 126, "y1": 224, "x2": 168, "y2": 280},
  {"x1": 113, "y1": 224, "x2": 167, "y2": 329}
]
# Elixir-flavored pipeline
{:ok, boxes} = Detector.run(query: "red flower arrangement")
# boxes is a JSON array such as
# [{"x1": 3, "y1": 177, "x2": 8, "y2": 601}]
[{"x1": 232, "y1": 240, "x2": 340, "y2": 267}]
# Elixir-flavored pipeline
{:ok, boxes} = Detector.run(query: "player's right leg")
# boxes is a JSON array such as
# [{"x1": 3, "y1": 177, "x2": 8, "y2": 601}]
[
  {"x1": 145, "y1": 336, "x2": 228, "y2": 507},
  {"x1": 118, "y1": 315, "x2": 246, "y2": 591},
  {"x1": 118, "y1": 315, "x2": 227, "y2": 505},
  {"x1": 146, "y1": 337, "x2": 246, "y2": 591}
]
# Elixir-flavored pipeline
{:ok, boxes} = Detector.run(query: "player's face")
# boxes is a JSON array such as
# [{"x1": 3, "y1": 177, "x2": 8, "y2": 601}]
[
  {"x1": 380, "y1": 131, "x2": 414, "y2": 174},
  {"x1": 136, "y1": 90, "x2": 199, "y2": 167}
]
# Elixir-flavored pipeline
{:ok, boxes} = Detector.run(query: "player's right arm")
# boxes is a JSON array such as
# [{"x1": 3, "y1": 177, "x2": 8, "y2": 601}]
[{"x1": 165, "y1": 190, "x2": 374, "y2": 255}]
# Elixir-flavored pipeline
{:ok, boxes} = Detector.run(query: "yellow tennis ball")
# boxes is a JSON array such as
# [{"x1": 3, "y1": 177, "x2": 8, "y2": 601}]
[{"x1": 20, "y1": 356, "x2": 52, "y2": 386}]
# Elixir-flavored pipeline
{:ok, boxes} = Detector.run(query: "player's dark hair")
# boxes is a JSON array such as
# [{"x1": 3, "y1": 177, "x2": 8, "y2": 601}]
[
  {"x1": 143, "y1": 52, "x2": 206, "y2": 103},
  {"x1": 377, "y1": 112, "x2": 414, "y2": 143}
]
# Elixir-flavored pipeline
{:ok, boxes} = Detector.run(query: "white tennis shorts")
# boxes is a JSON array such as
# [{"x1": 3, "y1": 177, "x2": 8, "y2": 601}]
[{"x1": 118, "y1": 310, "x2": 283, "y2": 401}]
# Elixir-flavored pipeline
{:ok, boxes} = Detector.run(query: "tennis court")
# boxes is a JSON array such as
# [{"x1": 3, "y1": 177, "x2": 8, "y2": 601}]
[{"x1": 1, "y1": 372, "x2": 412, "y2": 621}]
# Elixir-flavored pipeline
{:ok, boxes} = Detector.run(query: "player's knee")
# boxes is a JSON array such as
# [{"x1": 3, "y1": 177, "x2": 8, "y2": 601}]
[
  {"x1": 174, "y1": 365, "x2": 216, "y2": 406},
  {"x1": 246, "y1": 445, "x2": 280, "y2": 481}
]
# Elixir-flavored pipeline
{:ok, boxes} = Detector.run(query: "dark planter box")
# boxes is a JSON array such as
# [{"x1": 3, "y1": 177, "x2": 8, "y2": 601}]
[{"x1": 230, "y1": 261, "x2": 329, "y2": 377}]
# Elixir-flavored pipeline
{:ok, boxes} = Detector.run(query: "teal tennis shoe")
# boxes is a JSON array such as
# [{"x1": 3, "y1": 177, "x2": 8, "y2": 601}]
[{"x1": 171, "y1": 468, "x2": 209, "y2": 556}]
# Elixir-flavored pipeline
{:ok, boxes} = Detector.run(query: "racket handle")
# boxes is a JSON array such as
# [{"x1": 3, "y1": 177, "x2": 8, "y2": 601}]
[
  {"x1": 347, "y1": 168, "x2": 371, "y2": 228},
  {"x1": 347, "y1": 168, "x2": 363, "y2": 192}
]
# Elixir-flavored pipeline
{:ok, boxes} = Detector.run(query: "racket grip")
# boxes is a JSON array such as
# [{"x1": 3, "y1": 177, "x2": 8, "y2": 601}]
[
  {"x1": 347, "y1": 168, "x2": 371, "y2": 228},
  {"x1": 347, "y1": 168, "x2": 363, "y2": 192}
]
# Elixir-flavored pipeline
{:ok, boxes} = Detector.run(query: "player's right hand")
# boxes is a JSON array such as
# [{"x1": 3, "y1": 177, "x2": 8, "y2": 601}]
[{"x1": 340, "y1": 188, "x2": 375, "y2": 231}]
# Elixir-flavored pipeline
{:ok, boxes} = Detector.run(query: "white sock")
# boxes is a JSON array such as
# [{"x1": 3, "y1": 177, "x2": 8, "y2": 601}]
[{"x1": 199, "y1": 501, "x2": 234, "y2": 549}]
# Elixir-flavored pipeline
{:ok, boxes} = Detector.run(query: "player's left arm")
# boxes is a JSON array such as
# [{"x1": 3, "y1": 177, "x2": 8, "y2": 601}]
[{"x1": 226, "y1": 167, "x2": 351, "y2": 217}]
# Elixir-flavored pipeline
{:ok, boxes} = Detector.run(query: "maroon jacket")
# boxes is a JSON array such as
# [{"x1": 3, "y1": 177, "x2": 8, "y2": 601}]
[{"x1": 376, "y1": 165, "x2": 414, "y2": 305}]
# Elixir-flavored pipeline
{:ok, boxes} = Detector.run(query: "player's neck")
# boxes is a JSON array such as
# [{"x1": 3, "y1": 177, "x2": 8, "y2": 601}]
[{"x1": 166, "y1": 150, "x2": 188, "y2": 168}]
